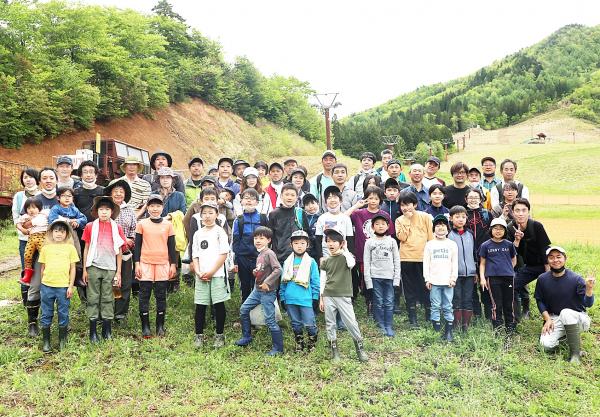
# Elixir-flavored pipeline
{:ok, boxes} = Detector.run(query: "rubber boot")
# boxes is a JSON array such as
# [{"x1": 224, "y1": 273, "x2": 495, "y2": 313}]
[
  {"x1": 407, "y1": 304, "x2": 418, "y2": 329},
  {"x1": 431, "y1": 321, "x2": 442, "y2": 332},
  {"x1": 384, "y1": 309, "x2": 395, "y2": 337},
  {"x1": 424, "y1": 306, "x2": 431, "y2": 322},
  {"x1": 27, "y1": 303, "x2": 40, "y2": 337},
  {"x1": 393, "y1": 287, "x2": 402, "y2": 315},
  {"x1": 89, "y1": 319, "x2": 99, "y2": 344},
  {"x1": 140, "y1": 312, "x2": 151, "y2": 338},
  {"x1": 306, "y1": 333, "x2": 318, "y2": 352},
  {"x1": 235, "y1": 313, "x2": 253, "y2": 346},
  {"x1": 453, "y1": 310, "x2": 463, "y2": 330},
  {"x1": 330, "y1": 340, "x2": 341, "y2": 362},
  {"x1": 58, "y1": 326, "x2": 68, "y2": 350},
  {"x1": 521, "y1": 297, "x2": 530, "y2": 320},
  {"x1": 156, "y1": 311, "x2": 165, "y2": 337},
  {"x1": 213, "y1": 334, "x2": 225, "y2": 348},
  {"x1": 565, "y1": 324, "x2": 581, "y2": 364},
  {"x1": 443, "y1": 321, "x2": 454, "y2": 342},
  {"x1": 194, "y1": 334, "x2": 204, "y2": 348},
  {"x1": 462, "y1": 310, "x2": 473, "y2": 332},
  {"x1": 20, "y1": 284, "x2": 29, "y2": 307},
  {"x1": 353, "y1": 339, "x2": 368, "y2": 362},
  {"x1": 293, "y1": 330, "x2": 305, "y2": 352},
  {"x1": 101, "y1": 320, "x2": 112, "y2": 341},
  {"x1": 42, "y1": 326, "x2": 51, "y2": 353},
  {"x1": 19, "y1": 268, "x2": 34, "y2": 285},
  {"x1": 266, "y1": 329, "x2": 284, "y2": 356}
]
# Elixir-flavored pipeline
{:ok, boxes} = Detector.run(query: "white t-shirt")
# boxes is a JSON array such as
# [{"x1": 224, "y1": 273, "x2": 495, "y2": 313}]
[
  {"x1": 315, "y1": 212, "x2": 354, "y2": 258},
  {"x1": 192, "y1": 225, "x2": 230, "y2": 277}
]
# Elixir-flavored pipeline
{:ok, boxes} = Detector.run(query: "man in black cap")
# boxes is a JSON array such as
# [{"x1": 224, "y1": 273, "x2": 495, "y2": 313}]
[
  {"x1": 310, "y1": 150, "x2": 337, "y2": 204},
  {"x1": 232, "y1": 159, "x2": 250, "y2": 185},
  {"x1": 56, "y1": 156, "x2": 82, "y2": 190},
  {"x1": 422, "y1": 156, "x2": 445, "y2": 189},
  {"x1": 348, "y1": 151, "x2": 377, "y2": 198},
  {"x1": 216, "y1": 157, "x2": 240, "y2": 195},
  {"x1": 185, "y1": 157, "x2": 204, "y2": 207},
  {"x1": 143, "y1": 151, "x2": 185, "y2": 193}
]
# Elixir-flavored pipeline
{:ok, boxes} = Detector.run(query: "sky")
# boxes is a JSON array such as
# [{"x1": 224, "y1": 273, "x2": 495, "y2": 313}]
[{"x1": 79, "y1": 0, "x2": 600, "y2": 117}]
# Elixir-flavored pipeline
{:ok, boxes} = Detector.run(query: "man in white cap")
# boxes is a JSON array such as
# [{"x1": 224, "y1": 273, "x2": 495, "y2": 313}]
[{"x1": 535, "y1": 246, "x2": 595, "y2": 364}]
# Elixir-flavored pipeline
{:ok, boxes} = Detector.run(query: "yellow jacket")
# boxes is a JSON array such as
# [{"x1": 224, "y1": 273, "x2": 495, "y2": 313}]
[{"x1": 395, "y1": 211, "x2": 434, "y2": 261}]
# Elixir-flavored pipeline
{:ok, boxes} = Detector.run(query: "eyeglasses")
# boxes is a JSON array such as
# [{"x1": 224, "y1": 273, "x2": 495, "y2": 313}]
[{"x1": 466, "y1": 197, "x2": 481, "y2": 201}]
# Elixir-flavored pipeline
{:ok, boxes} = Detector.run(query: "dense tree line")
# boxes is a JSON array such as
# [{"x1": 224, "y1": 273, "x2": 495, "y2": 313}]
[
  {"x1": 334, "y1": 24, "x2": 600, "y2": 159},
  {"x1": 0, "y1": 0, "x2": 324, "y2": 148}
]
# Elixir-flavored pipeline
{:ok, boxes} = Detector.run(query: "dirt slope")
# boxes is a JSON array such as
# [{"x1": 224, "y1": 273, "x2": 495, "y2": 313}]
[{"x1": 0, "y1": 99, "x2": 323, "y2": 172}]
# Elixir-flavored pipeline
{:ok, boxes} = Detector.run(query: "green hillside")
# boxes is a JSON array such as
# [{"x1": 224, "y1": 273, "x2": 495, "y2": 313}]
[
  {"x1": 334, "y1": 24, "x2": 600, "y2": 158},
  {"x1": 0, "y1": 0, "x2": 324, "y2": 148}
]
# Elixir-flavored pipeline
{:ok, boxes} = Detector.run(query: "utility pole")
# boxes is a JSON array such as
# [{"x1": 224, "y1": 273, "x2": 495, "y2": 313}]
[{"x1": 314, "y1": 93, "x2": 340, "y2": 150}]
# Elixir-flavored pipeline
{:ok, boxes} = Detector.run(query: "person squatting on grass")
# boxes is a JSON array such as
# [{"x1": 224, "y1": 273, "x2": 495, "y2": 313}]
[
  {"x1": 319, "y1": 226, "x2": 368, "y2": 362},
  {"x1": 424, "y1": 215, "x2": 458, "y2": 342},
  {"x1": 134, "y1": 194, "x2": 177, "y2": 338},
  {"x1": 535, "y1": 246, "x2": 595, "y2": 364},
  {"x1": 280, "y1": 230, "x2": 320, "y2": 352},
  {"x1": 363, "y1": 214, "x2": 401, "y2": 337},
  {"x1": 192, "y1": 202, "x2": 231, "y2": 349},
  {"x1": 235, "y1": 226, "x2": 284, "y2": 356},
  {"x1": 447, "y1": 205, "x2": 477, "y2": 332},
  {"x1": 38, "y1": 220, "x2": 79, "y2": 353},
  {"x1": 81, "y1": 196, "x2": 126, "y2": 344}
]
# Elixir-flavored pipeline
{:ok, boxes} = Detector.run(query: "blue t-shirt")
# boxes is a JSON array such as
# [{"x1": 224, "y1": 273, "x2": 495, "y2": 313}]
[{"x1": 478, "y1": 238, "x2": 516, "y2": 277}]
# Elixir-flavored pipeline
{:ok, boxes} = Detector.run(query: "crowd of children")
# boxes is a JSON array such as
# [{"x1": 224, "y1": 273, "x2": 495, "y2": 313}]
[{"x1": 10, "y1": 150, "x2": 595, "y2": 364}]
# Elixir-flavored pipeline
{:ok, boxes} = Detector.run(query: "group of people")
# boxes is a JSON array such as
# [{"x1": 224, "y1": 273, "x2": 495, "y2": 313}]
[{"x1": 10, "y1": 148, "x2": 595, "y2": 363}]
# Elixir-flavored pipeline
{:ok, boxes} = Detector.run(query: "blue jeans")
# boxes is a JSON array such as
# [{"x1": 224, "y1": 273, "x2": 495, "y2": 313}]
[
  {"x1": 240, "y1": 289, "x2": 280, "y2": 332},
  {"x1": 19, "y1": 239, "x2": 27, "y2": 269},
  {"x1": 429, "y1": 285, "x2": 454, "y2": 323},
  {"x1": 286, "y1": 304, "x2": 317, "y2": 335},
  {"x1": 372, "y1": 278, "x2": 394, "y2": 328},
  {"x1": 40, "y1": 284, "x2": 70, "y2": 327}
]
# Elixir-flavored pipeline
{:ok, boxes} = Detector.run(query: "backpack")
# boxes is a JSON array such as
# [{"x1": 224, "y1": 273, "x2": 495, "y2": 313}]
[
  {"x1": 353, "y1": 174, "x2": 362, "y2": 191},
  {"x1": 236, "y1": 213, "x2": 268, "y2": 238},
  {"x1": 293, "y1": 207, "x2": 306, "y2": 231},
  {"x1": 316, "y1": 173, "x2": 324, "y2": 197}
]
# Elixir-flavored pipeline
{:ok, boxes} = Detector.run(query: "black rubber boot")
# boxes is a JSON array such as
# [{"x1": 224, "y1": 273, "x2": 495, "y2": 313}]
[
  {"x1": 294, "y1": 330, "x2": 304, "y2": 352},
  {"x1": 443, "y1": 322, "x2": 454, "y2": 342},
  {"x1": 306, "y1": 333, "x2": 318, "y2": 352},
  {"x1": 521, "y1": 297, "x2": 530, "y2": 320},
  {"x1": 393, "y1": 287, "x2": 402, "y2": 315},
  {"x1": 425, "y1": 306, "x2": 431, "y2": 322},
  {"x1": 101, "y1": 320, "x2": 112, "y2": 341},
  {"x1": 330, "y1": 340, "x2": 341, "y2": 362},
  {"x1": 20, "y1": 284, "x2": 29, "y2": 307},
  {"x1": 42, "y1": 326, "x2": 51, "y2": 353},
  {"x1": 27, "y1": 303, "x2": 40, "y2": 337},
  {"x1": 89, "y1": 319, "x2": 99, "y2": 344},
  {"x1": 408, "y1": 304, "x2": 418, "y2": 329},
  {"x1": 58, "y1": 326, "x2": 68, "y2": 350},
  {"x1": 565, "y1": 324, "x2": 581, "y2": 364},
  {"x1": 353, "y1": 339, "x2": 368, "y2": 362},
  {"x1": 431, "y1": 321, "x2": 442, "y2": 332},
  {"x1": 140, "y1": 312, "x2": 151, "y2": 338},
  {"x1": 156, "y1": 311, "x2": 165, "y2": 337}
]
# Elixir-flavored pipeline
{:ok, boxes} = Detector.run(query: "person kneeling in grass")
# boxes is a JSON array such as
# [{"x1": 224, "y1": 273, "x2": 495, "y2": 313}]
[
  {"x1": 280, "y1": 231, "x2": 320, "y2": 352},
  {"x1": 192, "y1": 202, "x2": 230, "y2": 349},
  {"x1": 235, "y1": 226, "x2": 284, "y2": 356},
  {"x1": 424, "y1": 215, "x2": 458, "y2": 341},
  {"x1": 535, "y1": 246, "x2": 595, "y2": 364}
]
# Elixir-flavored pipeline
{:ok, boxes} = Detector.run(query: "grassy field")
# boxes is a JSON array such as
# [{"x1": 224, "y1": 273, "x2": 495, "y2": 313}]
[{"x1": 0, "y1": 242, "x2": 598, "y2": 416}]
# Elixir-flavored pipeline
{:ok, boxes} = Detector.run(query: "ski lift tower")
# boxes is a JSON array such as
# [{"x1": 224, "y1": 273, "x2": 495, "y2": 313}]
[
  {"x1": 314, "y1": 93, "x2": 340, "y2": 150},
  {"x1": 380, "y1": 135, "x2": 401, "y2": 151}
]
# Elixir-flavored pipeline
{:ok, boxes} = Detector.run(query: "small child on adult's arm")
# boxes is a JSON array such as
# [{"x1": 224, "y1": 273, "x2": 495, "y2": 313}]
[
  {"x1": 235, "y1": 226, "x2": 284, "y2": 356},
  {"x1": 48, "y1": 187, "x2": 87, "y2": 231},
  {"x1": 38, "y1": 220, "x2": 79, "y2": 353},
  {"x1": 17, "y1": 198, "x2": 48, "y2": 284},
  {"x1": 424, "y1": 215, "x2": 458, "y2": 342},
  {"x1": 319, "y1": 226, "x2": 368, "y2": 362},
  {"x1": 280, "y1": 231, "x2": 320, "y2": 352},
  {"x1": 363, "y1": 214, "x2": 401, "y2": 337}
]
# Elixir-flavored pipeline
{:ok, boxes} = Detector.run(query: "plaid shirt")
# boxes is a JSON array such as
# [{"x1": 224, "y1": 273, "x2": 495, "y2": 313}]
[{"x1": 116, "y1": 204, "x2": 137, "y2": 239}]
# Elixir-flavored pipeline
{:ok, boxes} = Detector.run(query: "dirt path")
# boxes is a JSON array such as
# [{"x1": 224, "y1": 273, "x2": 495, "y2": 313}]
[{"x1": 0, "y1": 256, "x2": 20, "y2": 275}]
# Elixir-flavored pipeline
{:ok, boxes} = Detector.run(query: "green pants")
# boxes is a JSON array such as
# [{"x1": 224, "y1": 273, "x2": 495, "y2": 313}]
[{"x1": 87, "y1": 266, "x2": 115, "y2": 320}]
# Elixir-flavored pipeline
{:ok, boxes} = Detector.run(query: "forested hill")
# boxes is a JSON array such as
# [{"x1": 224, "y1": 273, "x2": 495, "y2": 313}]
[
  {"x1": 0, "y1": 0, "x2": 324, "y2": 149},
  {"x1": 334, "y1": 24, "x2": 600, "y2": 158}
]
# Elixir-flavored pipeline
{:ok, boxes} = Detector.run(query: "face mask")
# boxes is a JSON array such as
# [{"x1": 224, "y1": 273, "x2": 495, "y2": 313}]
[
  {"x1": 550, "y1": 266, "x2": 566, "y2": 274},
  {"x1": 373, "y1": 231, "x2": 387, "y2": 237},
  {"x1": 327, "y1": 204, "x2": 340, "y2": 214}
]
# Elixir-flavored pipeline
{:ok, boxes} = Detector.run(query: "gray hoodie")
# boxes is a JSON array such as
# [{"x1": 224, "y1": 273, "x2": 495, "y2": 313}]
[{"x1": 448, "y1": 229, "x2": 477, "y2": 277}]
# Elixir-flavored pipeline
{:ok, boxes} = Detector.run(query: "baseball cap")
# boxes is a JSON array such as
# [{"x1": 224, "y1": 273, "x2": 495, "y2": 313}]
[
  {"x1": 387, "y1": 159, "x2": 402, "y2": 167},
  {"x1": 490, "y1": 217, "x2": 508, "y2": 229},
  {"x1": 323, "y1": 225, "x2": 345, "y2": 239},
  {"x1": 146, "y1": 194, "x2": 164, "y2": 206},
  {"x1": 371, "y1": 213, "x2": 389, "y2": 224},
  {"x1": 360, "y1": 151, "x2": 376, "y2": 162},
  {"x1": 217, "y1": 157, "x2": 234, "y2": 167},
  {"x1": 56, "y1": 156, "x2": 73, "y2": 166},
  {"x1": 188, "y1": 157, "x2": 204, "y2": 167},
  {"x1": 432, "y1": 214, "x2": 449, "y2": 227},
  {"x1": 200, "y1": 201, "x2": 219, "y2": 212},
  {"x1": 283, "y1": 158, "x2": 298, "y2": 165},
  {"x1": 468, "y1": 167, "x2": 482, "y2": 175},
  {"x1": 290, "y1": 167, "x2": 306, "y2": 178},
  {"x1": 290, "y1": 230, "x2": 310, "y2": 241},
  {"x1": 233, "y1": 159, "x2": 250, "y2": 170},
  {"x1": 269, "y1": 162, "x2": 284, "y2": 172},
  {"x1": 426, "y1": 156, "x2": 441, "y2": 166},
  {"x1": 243, "y1": 167, "x2": 259, "y2": 178},
  {"x1": 322, "y1": 150, "x2": 337, "y2": 160},
  {"x1": 546, "y1": 246, "x2": 566, "y2": 256}
]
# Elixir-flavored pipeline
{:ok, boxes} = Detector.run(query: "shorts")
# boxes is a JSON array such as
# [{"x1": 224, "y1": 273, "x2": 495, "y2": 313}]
[
  {"x1": 194, "y1": 275, "x2": 230, "y2": 305},
  {"x1": 139, "y1": 262, "x2": 170, "y2": 282}
]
